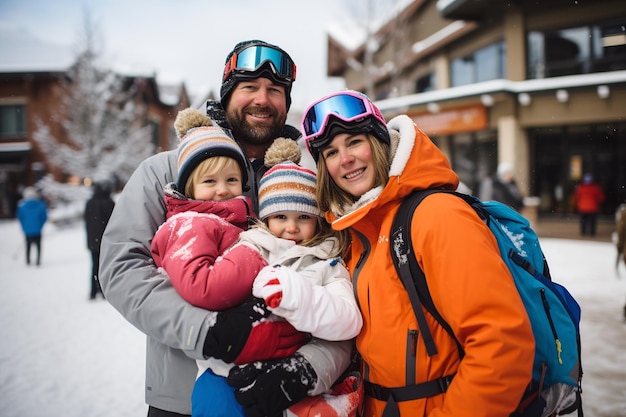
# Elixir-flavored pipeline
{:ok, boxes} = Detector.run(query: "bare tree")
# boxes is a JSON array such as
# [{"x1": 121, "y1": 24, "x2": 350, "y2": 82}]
[{"x1": 341, "y1": 0, "x2": 412, "y2": 98}]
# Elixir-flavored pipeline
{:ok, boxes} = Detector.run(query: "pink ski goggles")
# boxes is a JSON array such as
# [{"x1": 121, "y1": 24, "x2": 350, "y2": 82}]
[{"x1": 302, "y1": 90, "x2": 387, "y2": 161}]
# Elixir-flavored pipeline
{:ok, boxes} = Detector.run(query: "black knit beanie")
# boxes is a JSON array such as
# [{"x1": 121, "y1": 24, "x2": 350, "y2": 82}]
[{"x1": 220, "y1": 40, "x2": 295, "y2": 111}]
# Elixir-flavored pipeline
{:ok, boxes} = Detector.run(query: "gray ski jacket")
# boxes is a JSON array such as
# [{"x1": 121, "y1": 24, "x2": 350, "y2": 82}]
[{"x1": 100, "y1": 148, "x2": 352, "y2": 414}]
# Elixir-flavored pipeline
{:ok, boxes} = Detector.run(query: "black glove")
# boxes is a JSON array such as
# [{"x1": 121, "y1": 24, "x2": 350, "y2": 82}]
[
  {"x1": 203, "y1": 297, "x2": 272, "y2": 363},
  {"x1": 227, "y1": 353, "x2": 318, "y2": 417}
]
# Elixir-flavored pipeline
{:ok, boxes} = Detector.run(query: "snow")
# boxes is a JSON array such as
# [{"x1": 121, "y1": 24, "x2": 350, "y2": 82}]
[
  {"x1": 1, "y1": 217, "x2": 626, "y2": 417},
  {"x1": 375, "y1": 70, "x2": 626, "y2": 112},
  {"x1": 0, "y1": 219, "x2": 146, "y2": 417}
]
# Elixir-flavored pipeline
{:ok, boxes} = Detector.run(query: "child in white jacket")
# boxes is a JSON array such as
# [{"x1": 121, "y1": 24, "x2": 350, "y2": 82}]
[{"x1": 193, "y1": 138, "x2": 363, "y2": 417}]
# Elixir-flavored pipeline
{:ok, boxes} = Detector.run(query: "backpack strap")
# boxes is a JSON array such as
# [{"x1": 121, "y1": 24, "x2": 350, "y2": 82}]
[
  {"x1": 367, "y1": 189, "x2": 466, "y2": 415},
  {"x1": 390, "y1": 189, "x2": 465, "y2": 359}
]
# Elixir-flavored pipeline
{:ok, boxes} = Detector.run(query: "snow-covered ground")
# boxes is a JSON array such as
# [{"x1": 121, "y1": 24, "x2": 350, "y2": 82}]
[{"x1": 1, "y1": 218, "x2": 625, "y2": 417}]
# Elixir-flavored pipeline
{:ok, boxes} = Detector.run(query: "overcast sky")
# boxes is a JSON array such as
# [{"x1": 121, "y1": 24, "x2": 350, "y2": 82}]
[{"x1": 0, "y1": 0, "x2": 394, "y2": 112}]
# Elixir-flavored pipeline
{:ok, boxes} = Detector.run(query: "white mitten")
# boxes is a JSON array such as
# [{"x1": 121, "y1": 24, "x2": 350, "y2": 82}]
[{"x1": 253, "y1": 265, "x2": 301, "y2": 309}]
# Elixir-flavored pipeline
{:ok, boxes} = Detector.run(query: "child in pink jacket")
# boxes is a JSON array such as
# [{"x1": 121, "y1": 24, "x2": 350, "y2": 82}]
[
  {"x1": 151, "y1": 108, "x2": 269, "y2": 312},
  {"x1": 151, "y1": 109, "x2": 362, "y2": 417}
]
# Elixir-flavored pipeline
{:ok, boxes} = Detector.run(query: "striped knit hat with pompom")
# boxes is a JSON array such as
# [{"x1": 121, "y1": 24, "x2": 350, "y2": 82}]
[
  {"x1": 258, "y1": 138, "x2": 320, "y2": 220},
  {"x1": 174, "y1": 108, "x2": 248, "y2": 192}
]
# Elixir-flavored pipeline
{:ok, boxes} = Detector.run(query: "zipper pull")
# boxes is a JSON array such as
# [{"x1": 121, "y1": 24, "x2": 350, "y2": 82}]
[
  {"x1": 556, "y1": 338, "x2": 563, "y2": 365},
  {"x1": 410, "y1": 330, "x2": 418, "y2": 356}
]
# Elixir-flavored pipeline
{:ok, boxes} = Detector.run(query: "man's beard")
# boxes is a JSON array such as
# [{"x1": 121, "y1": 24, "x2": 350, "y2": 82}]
[{"x1": 226, "y1": 106, "x2": 287, "y2": 147}]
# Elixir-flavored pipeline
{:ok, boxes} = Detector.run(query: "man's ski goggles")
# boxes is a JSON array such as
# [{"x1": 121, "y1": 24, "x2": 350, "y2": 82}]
[
  {"x1": 302, "y1": 91, "x2": 387, "y2": 158},
  {"x1": 223, "y1": 44, "x2": 296, "y2": 84}
]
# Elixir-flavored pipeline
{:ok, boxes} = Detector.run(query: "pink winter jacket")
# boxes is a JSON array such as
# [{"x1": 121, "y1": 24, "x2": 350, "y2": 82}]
[{"x1": 151, "y1": 186, "x2": 267, "y2": 310}]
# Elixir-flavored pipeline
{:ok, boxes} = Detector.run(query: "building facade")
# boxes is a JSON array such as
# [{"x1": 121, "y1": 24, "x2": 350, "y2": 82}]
[
  {"x1": 327, "y1": 0, "x2": 626, "y2": 217},
  {"x1": 0, "y1": 68, "x2": 190, "y2": 218}
]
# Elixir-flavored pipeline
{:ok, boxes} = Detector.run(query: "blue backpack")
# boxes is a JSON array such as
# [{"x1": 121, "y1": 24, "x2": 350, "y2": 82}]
[{"x1": 386, "y1": 189, "x2": 583, "y2": 417}]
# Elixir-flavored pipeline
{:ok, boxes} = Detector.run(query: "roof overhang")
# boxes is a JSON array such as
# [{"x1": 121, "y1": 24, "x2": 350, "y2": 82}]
[
  {"x1": 436, "y1": 0, "x2": 509, "y2": 20},
  {"x1": 375, "y1": 70, "x2": 626, "y2": 112},
  {"x1": 0, "y1": 142, "x2": 31, "y2": 153}
]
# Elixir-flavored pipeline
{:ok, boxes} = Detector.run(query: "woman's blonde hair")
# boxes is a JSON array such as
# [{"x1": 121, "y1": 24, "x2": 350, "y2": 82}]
[
  {"x1": 316, "y1": 133, "x2": 390, "y2": 215},
  {"x1": 184, "y1": 156, "x2": 242, "y2": 198}
]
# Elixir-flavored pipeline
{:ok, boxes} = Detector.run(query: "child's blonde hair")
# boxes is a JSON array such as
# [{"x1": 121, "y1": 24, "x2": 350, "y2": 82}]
[{"x1": 185, "y1": 156, "x2": 242, "y2": 199}]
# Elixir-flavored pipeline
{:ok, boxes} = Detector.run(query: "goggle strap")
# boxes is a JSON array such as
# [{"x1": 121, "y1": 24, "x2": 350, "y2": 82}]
[
  {"x1": 222, "y1": 47, "x2": 296, "y2": 82},
  {"x1": 223, "y1": 54, "x2": 237, "y2": 81}
]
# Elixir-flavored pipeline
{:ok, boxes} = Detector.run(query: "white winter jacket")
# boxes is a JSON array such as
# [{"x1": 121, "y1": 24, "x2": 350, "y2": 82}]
[{"x1": 240, "y1": 227, "x2": 362, "y2": 340}]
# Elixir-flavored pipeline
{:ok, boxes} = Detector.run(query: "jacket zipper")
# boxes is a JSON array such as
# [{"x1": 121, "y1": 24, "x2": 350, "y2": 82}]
[
  {"x1": 406, "y1": 329, "x2": 419, "y2": 384},
  {"x1": 540, "y1": 288, "x2": 563, "y2": 364}
]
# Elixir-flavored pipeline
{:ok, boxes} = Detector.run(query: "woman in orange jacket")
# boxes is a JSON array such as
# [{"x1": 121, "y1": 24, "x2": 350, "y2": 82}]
[{"x1": 301, "y1": 90, "x2": 535, "y2": 417}]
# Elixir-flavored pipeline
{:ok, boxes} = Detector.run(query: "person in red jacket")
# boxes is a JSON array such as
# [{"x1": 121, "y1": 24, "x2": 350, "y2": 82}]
[
  {"x1": 300, "y1": 90, "x2": 534, "y2": 417},
  {"x1": 574, "y1": 173, "x2": 605, "y2": 236}
]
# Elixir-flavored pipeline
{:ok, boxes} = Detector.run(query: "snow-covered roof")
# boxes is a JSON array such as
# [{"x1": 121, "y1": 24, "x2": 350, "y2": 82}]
[
  {"x1": 375, "y1": 70, "x2": 626, "y2": 111},
  {"x1": 157, "y1": 84, "x2": 185, "y2": 107},
  {"x1": 326, "y1": 21, "x2": 367, "y2": 52},
  {"x1": 0, "y1": 141, "x2": 32, "y2": 152},
  {"x1": 0, "y1": 27, "x2": 74, "y2": 72},
  {"x1": 412, "y1": 20, "x2": 468, "y2": 54},
  {"x1": 436, "y1": 0, "x2": 459, "y2": 11},
  {"x1": 0, "y1": 27, "x2": 183, "y2": 107}
]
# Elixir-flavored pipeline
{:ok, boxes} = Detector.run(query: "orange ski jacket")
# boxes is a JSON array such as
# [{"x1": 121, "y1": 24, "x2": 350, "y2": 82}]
[{"x1": 326, "y1": 115, "x2": 535, "y2": 417}]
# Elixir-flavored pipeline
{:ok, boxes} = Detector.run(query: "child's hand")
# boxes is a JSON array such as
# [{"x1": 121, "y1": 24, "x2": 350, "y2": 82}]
[{"x1": 253, "y1": 265, "x2": 294, "y2": 308}]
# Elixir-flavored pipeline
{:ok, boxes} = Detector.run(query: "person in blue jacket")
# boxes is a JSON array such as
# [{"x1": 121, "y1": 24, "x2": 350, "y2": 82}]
[{"x1": 16, "y1": 186, "x2": 48, "y2": 266}]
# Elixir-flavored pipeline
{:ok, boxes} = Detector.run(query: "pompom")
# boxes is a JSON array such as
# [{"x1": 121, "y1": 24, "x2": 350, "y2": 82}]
[
  {"x1": 174, "y1": 108, "x2": 214, "y2": 139},
  {"x1": 264, "y1": 137, "x2": 301, "y2": 168}
]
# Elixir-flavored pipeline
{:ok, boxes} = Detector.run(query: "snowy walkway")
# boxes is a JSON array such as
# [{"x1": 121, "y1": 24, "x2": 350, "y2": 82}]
[{"x1": 1, "y1": 219, "x2": 625, "y2": 417}]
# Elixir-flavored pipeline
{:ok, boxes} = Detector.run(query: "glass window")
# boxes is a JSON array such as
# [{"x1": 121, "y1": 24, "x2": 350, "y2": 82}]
[
  {"x1": 148, "y1": 120, "x2": 160, "y2": 151},
  {"x1": 527, "y1": 18, "x2": 626, "y2": 79},
  {"x1": 416, "y1": 72, "x2": 436, "y2": 93},
  {"x1": 451, "y1": 41, "x2": 505, "y2": 87},
  {"x1": 476, "y1": 42, "x2": 505, "y2": 82},
  {"x1": 0, "y1": 105, "x2": 27, "y2": 139},
  {"x1": 451, "y1": 56, "x2": 474, "y2": 87},
  {"x1": 449, "y1": 130, "x2": 497, "y2": 192},
  {"x1": 593, "y1": 19, "x2": 626, "y2": 72},
  {"x1": 528, "y1": 32, "x2": 546, "y2": 78}
]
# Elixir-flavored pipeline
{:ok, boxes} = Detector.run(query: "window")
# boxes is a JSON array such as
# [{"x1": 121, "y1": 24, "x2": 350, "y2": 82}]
[
  {"x1": 0, "y1": 104, "x2": 27, "y2": 139},
  {"x1": 451, "y1": 41, "x2": 506, "y2": 87},
  {"x1": 148, "y1": 119, "x2": 160, "y2": 151},
  {"x1": 416, "y1": 72, "x2": 436, "y2": 93},
  {"x1": 527, "y1": 18, "x2": 626, "y2": 79}
]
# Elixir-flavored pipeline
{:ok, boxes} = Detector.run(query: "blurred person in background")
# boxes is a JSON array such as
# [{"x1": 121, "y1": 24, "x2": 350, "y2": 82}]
[
  {"x1": 16, "y1": 186, "x2": 48, "y2": 266},
  {"x1": 574, "y1": 173, "x2": 605, "y2": 237},
  {"x1": 614, "y1": 202, "x2": 626, "y2": 319},
  {"x1": 479, "y1": 162, "x2": 524, "y2": 212},
  {"x1": 84, "y1": 181, "x2": 115, "y2": 300}
]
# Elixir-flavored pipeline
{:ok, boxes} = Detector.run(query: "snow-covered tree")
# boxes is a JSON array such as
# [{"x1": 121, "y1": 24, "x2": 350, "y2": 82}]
[
  {"x1": 341, "y1": 0, "x2": 414, "y2": 98},
  {"x1": 32, "y1": 9, "x2": 154, "y2": 186}
]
